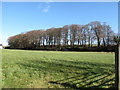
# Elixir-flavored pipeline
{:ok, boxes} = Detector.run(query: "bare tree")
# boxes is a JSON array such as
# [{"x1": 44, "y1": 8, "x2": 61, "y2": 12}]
[
  {"x1": 90, "y1": 21, "x2": 103, "y2": 47},
  {"x1": 76, "y1": 25, "x2": 82, "y2": 45},
  {"x1": 62, "y1": 25, "x2": 69, "y2": 45},
  {"x1": 69, "y1": 24, "x2": 78, "y2": 45}
]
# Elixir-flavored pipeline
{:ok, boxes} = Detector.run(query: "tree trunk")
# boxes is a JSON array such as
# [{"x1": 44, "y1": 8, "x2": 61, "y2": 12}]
[
  {"x1": 103, "y1": 38, "x2": 106, "y2": 46},
  {"x1": 97, "y1": 37, "x2": 100, "y2": 47}
]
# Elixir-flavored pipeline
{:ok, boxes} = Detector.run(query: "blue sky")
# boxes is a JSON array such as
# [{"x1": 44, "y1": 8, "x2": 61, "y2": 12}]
[{"x1": 2, "y1": 2, "x2": 118, "y2": 45}]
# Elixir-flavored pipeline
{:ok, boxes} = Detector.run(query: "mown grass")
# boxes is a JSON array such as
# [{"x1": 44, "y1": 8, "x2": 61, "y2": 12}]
[{"x1": 2, "y1": 49, "x2": 115, "y2": 89}]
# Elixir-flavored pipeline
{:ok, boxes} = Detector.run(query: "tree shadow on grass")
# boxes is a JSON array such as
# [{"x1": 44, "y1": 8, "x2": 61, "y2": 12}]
[{"x1": 18, "y1": 59, "x2": 116, "y2": 90}]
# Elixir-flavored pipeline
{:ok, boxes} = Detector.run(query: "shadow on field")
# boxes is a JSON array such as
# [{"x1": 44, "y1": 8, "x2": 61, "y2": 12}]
[{"x1": 18, "y1": 58, "x2": 116, "y2": 90}]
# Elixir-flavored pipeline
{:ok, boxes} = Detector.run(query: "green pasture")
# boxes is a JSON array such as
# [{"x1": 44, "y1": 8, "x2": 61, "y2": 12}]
[{"x1": 2, "y1": 49, "x2": 115, "y2": 88}]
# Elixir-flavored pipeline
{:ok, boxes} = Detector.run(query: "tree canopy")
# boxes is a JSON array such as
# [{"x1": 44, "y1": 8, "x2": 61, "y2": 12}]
[{"x1": 8, "y1": 21, "x2": 118, "y2": 50}]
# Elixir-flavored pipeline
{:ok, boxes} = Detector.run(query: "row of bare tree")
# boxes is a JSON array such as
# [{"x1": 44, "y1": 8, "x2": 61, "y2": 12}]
[{"x1": 8, "y1": 21, "x2": 118, "y2": 49}]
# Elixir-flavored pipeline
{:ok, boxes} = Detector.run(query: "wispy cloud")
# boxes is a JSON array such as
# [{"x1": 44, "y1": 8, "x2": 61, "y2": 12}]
[
  {"x1": 42, "y1": 5, "x2": 50, "y2": 13},
  {"x1": 46, "y1": 0, "x2": 54, "y2": 3},
  {"x1": 38, "y1": 2, "x2": 52, "y2": 13}
]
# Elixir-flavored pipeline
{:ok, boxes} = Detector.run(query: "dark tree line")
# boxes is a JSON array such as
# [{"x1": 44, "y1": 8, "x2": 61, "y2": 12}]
[{"x1": 8, "y1": 21, "x2": 119, "y2": 49}]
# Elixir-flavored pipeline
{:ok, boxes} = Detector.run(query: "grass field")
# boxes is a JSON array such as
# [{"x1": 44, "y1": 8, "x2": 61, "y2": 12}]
[{"x1": 2, "y1": 49, "x2": 115, "y2": 89}]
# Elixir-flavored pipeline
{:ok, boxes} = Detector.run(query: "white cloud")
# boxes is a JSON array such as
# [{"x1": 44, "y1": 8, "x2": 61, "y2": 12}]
[
  {"x1": 46, "y1": 0, "x2": 54, "y2": 3},
  {"x1": 1, "y1": 35, "x2": 9, "y2": 46},
  {"x1": 42, "y1": 5, "x2": 50, "y2": 13},
  {"x1": 38, "y1": 2, "x2": 51, "y2": 13}
]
